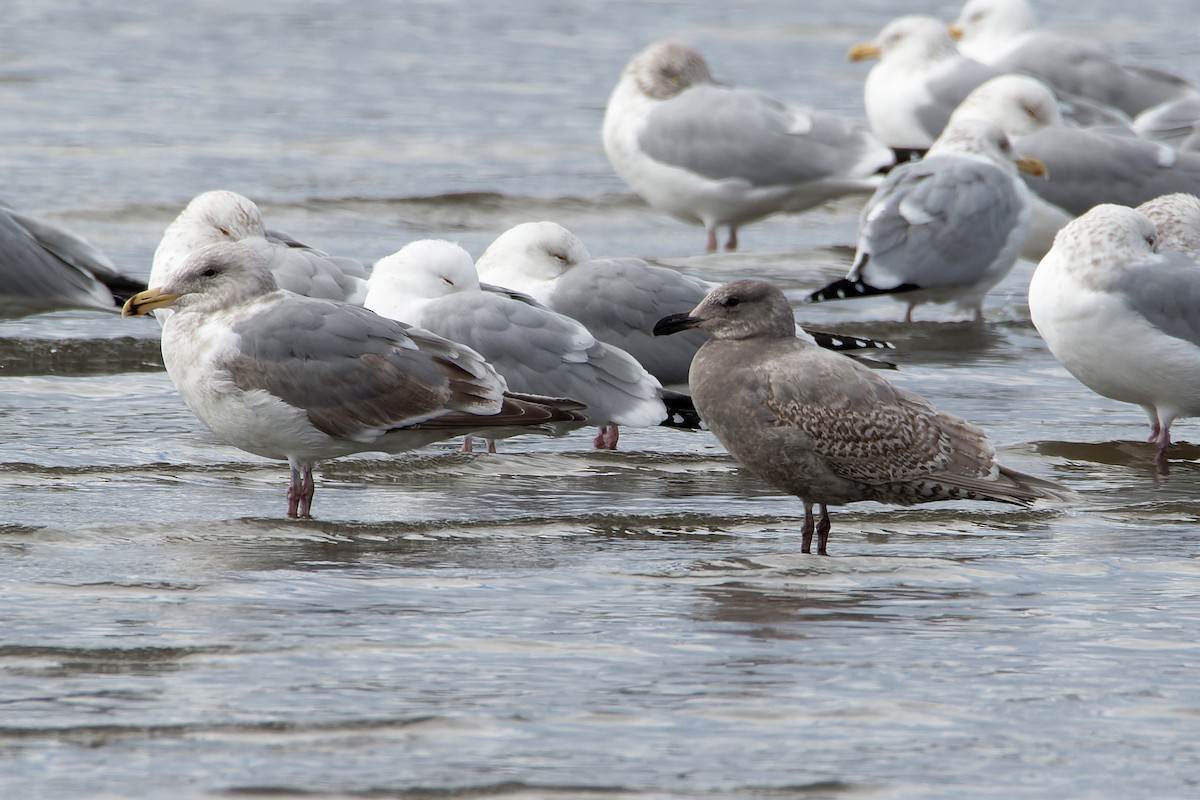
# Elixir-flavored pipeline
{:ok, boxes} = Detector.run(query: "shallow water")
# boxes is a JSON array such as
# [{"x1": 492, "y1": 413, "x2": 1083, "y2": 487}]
[{"x1": 3, "y1": 2, "x2": 1200, "y2": 798}]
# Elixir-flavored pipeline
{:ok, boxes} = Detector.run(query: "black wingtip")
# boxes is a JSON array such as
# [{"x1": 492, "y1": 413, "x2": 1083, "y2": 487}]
[
  {"x1": 804, "y1": 278, "x2": 921, "y2": 305},
  {"x1": 658, "y1": 389, "x2": 704, "y2": 430},
  {"x1": 806, "y1": 330, "x2": 896, "y2": 352},
  {"x1": 103, "y1": 274, "x2": 150, "y2": 306}
]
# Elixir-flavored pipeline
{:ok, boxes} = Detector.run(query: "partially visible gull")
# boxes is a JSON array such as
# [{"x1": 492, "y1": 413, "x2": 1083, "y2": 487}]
[
  {"x1": 0, "y1": 200, "x2": 145, "y2": 319},
  {"x1": 949, "y1": 0, "x2": 1198, "y2": 118},
  {"x1": 475, "y1": 220, "x2": 896, "y2": 387},
  {"x1": 1137, "y1": 193, "x2": 1200, "y2": 257},
  {"x1": 364, "y1": 238, "x2": 690, "y2": 451},
  {"x1": 949, "y1": 74, "x2": 1200, "y2": 258},
  {"x1": 603, "y1": 39, "x2": 893, "y2": 253},
  {"x1": 1028, "y1": 203, "x2": 1200, "y2": 469},
  {"x1": 150, "y1": 190, "x2": 368, "y2": 321},
  {"x1": 1133, "y1": 95, "x2": 1200, "y2": 152},
  {"x1": 654, "y1": 279, "x2": 1062, "y2": 555},
  {"x1": 806, "y1": 119, "x2": 1044, "y2": 322},
  {"x1": 122, "y1": 241, "x2": 585, "y2": 518},
  {"x1": 850, "y1": 15, "x2": 1001, "y2": 153}
]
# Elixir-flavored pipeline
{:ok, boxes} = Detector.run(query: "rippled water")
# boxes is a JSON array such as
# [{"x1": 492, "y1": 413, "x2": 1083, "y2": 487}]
[{"x1": 3, "y1": 2, "x2": 1200, "y2": 798}]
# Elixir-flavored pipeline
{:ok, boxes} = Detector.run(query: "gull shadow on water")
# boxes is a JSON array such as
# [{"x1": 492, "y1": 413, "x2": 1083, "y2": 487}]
[{"x1": 1035, "y1": 439, "x2": 1200, "y2": 483}]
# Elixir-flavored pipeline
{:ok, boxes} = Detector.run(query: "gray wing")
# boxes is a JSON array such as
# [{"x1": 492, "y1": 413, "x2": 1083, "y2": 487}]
[
  {"x1": 998, "y1": 33, "x2": 1194, "y2": 117},
  {"x1": 552, "y1": 258, "x2": 711, "y2": 386},
  {"x1": 915, "y1": 58, "x2": 1002, "y2": 141},
  {"x1": 640, "y1": 84, "x2": 886, "y2": 186},
  {"x1": 236, "y1": 237, "x2": 369, "y2": 305},
  {"x1": 0, "y1": 205, "x2": 129, "y2": 316},
  {"x1": 855, "y1": 156, "x2": 1026, "y2": 289},
  {"x1": 1106, "y1": 253, "x2": 1200, "y2": 348},
  {"x1": 416, "y1": 291, "x2": 663, "y2": 425},
  {"x1": 1017, "y1": 128, "x2": 1200, "y2": 217},
  {"x1": 225, "y1": 297, "x2": 506, "y2": 441}
]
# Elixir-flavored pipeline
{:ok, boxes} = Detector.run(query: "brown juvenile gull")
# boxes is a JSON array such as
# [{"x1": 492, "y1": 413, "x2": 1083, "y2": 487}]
[
  {"x1": 123, "y1": 241, "x2": 585, "y2": 518},
  {"x1": 654, "y1": 279, "x2": 1061, "y2": 554}
]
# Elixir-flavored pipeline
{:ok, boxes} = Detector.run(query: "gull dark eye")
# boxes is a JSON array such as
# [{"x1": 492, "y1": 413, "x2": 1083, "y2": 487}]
[
  {"x1": 201, "y1": 268, "x2": 218, "y2": 277},
  {"x1": 722, "y1": 295, "x2": 740, "y2": 308},
  {"x1": 217, "y1": 227, "x2": 231, "y2": 237}
]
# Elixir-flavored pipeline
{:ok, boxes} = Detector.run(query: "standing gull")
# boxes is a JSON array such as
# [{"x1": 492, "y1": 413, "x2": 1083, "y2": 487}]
[
  {"x1": 364, "y1": 238, "x2": 686, "y2": 451},
  {"x1": 654, "y1": 279, "x2": 1061, "y2": 555},
  {"x1": 0, "y1": 200, "x2": 145, "y2": 319},
  {"x1": 122, "y1": 241, "x2": 585, "y2": 518},
  {"x1": 806, "y1": 119, "x2": 1045, "y2": 322},
  {"x1": 476, "y1": 221, "x2": 895, "y2": 388},
  {"x1": 949, "y1": 0, "x2": 1198, "y2": 118},
  {"x1": 850, "y1": 15, "x2": 1001, "y2": 153},
  {"x1": 603, "y1": 40, "x2": 893, "y2": 253},
  {"x1": 1028, "y1": 203, "x2": 1200, "y2": 468},
  {"x1": 150, "y1": 190, "x2": 369, "y2": 321}
]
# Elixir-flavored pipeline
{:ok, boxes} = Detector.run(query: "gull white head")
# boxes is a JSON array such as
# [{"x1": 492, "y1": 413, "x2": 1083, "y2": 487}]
[
  {"x1": 852, "y1": 15, "x2": 961, "y2": 67},
  {"x1": 152, "y1": 190, "x2": 269, "y2": 287},
  {"x1": 928, "y1": 118, "x2": 1045, "y2": 180},
  {"x1": 1137, "y1": 193, "x2": 1200, "y2": 258},
  {"x1": 1047, "y1": 204, "x2": 1161, "y2": 278},
  {"x1": 365, "y1": 239, "x2": 479, "y2": 324},
  {"x1": 950, "y1": 0, "x2": 1037, "y2": 58},
  {"x1": 126, "y1": 241, "x2": 279, "y2": 319},
  {"x1": 951, "y1": 74, "x2": 1062, "y2": 136},
  {"x1": 475, "y1": 221, "x2": 593, "y2": 303},
  {"x1": 626, "y1": 40, "x2": 715, "y2": 100}
]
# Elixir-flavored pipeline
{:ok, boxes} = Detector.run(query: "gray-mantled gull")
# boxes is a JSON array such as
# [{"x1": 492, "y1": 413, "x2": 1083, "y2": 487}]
[
  {"x1": 948, "y1": 0, "x2": 1198, "y2": 118},
  {"x1": 122, "y1": 241, "x2": 586, "y2": 518},
  {"x1": 0, "y1": 200, "x2": 145, "y2": 319},
  {"x1": 1137, "y1": 193, "x2": 1200, "y2": 257},
  {"x1": 1133, "y1": 95, "x2": 1200, "y2": 152},
  {"x1": 603, "y1": 40, "x2": 893, "y2": 253},
  {"x1": 1028, "y1": 203, "x2": 1200, "y2": 469},
  {"x1": 150, "y1": 190, "x2": 369, "y2": 322},
  {"x1": 850, "y1": 15, "x2": 1002, "y2": 153},
  {"x1": 653, "y1": 279, "x2": 1062, "y2": 555},
  {"x1": 475, "y1": 221, "x2": 896, "y2": 388},
  {"x1": 806, "y1": 119, "x2": 1045, "y2": 322},
  {"x1": 364, "y1": 238, "x2": 696, "y2": 451},
  {"x1": 949, "y1": 74, "x2": 1200, "y2": 258}
]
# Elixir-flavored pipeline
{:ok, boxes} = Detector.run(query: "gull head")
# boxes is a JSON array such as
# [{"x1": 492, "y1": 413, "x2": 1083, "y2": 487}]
[
  {"x1": 628, "y1": 40, "x2": 715, "y2": 100},
  {"x1": 950, "y1": 0, "x2": 1036, "y2": 45},
  {"x1": 1047, "y1": 204, "x2": 1160, "y2": 275},
  {"x1": 475, "y1": 221, "x2": 592, "y2": 300},
  {"x1": 952, "y1": 74, "x2": 1061, "y2": 136},
  {"x1": 1137, "y1": 193, "x2": 1200, "y2": 258},
  {"x1": 654, "y1": 279, "x2": 796, "y2": 342},
  {"x1": 124, "y1": 241, "x2": 278, "y2": 318},
  {"x1": 365, "y1": 239, "x2": 480, "y2": 323},
  {"x1": 851, "y1": 15, "x2": 960, "y2": 65},
  {"x1": 929, "y1": 118, "x2": 1047, "y2": 177}
]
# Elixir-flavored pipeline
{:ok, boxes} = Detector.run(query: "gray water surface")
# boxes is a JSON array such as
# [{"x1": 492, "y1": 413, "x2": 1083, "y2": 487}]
[{"x1": 3, "y1": 2, "x2": 1199, "y2": 798}]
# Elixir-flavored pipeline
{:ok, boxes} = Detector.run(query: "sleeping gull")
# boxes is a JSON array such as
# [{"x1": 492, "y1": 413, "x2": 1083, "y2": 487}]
[
  {"x1": 603, "y1": 39, "x2": 893, "y2": 252},
  {"x1": 0, "y1": 200, "x2": 145, "y2": 319},
  {"x1": 949, "y1": 74, "x2": 1200, "y2": 259},
  {"x1": 122, "y1": 241, "x2": 586, "y2": 518},
  {"x1": 1028, "y1": 203, "x2": 1200, "y2": 469},
  {"x1": 654, "y1": 279, "x2": 1062, "y2": 555},
  {"x1": 1137, "y1": 193, "x2": 1200, "y2": 257},
  {"x1": 364, "y1": 238, "x2": 694, "y2": 451},
  {"x1": 850, "y1": 15, "x2": 1002, "y2": 153},
  {"x1": 948, "y1": 0, "x2": 1198, "y2": 118},
  {"x1": 150, "y1": 190, "x2": 369, "y2": 321},
  {"x1": 476, "y1": 220, "x2": 896, "y2": 388},
  {"x1": 806, "y1": 119, "x2": 1044, "y2": 322}
]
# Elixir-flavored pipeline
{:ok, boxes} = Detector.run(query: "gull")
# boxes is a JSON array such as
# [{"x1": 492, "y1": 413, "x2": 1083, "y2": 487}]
[
  {"x1": 150, "y1": 190, "x2": 369, "y2": 321},
  {"x1": 122, "y1": 241, "x2": 586, "y2": 518},
  {"x1": 603, "y1": 39, "x2": 893, "y2": 253},
  {"x1": 1028, "y1": 203, "x2": 1200, "y2": 468},
  {"x1": 364, "y1": 238, "x2": 690, "y2": 451},
  {"x1": 949, "y1": 0, "x2": 1198, "y2": 118},
  {"x1": 949, "y1": 74, "x2": 1200, "y2": 258},
  {"x1": 1137, "y1": 193, "x2": 1200, "y2": 257},
  {"x1": 654, "y1": 279, "x2": 1062, "y2": 555},
  {"x1": 475, "y1": 220, "x2": 896, "y2": 387},
  {"x1": 0, "y1": 200, "x2": 145, "y2": 319},
  {"x1": 850, "y1": 15, "x2": 1002, "y2": 153},
  {"x1": 805, "y1": 119, "x2": 1045, "y2": 322}
]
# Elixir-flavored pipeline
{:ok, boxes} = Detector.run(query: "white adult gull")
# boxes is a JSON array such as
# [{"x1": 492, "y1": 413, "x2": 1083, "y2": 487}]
[
  {"x1": 150, "y1": 190, "x2": 369, "y2": 321},
  {"x1": 949, "y1": 0, "x2": 1198, "y2": 118},
  {"x1": 850, "y1": 15, "x2": 1002, "y2": 154},
  {"x1": 475, "y1": 220, "x2": 896, "y2": 387},
  {"x1": 0, "y1": 200, "x2": 145, "y2": 319},
  {"x1": 122, "y1": 241, "x2": 586, "y2": 518},
  {"x1": 654, "y1": 279, "x2": 1062, "y2": 555},
  {"x1": 949, "y1": 74, "x2": 1200, "y2": 258},
  {"x1": 364, "y1": 238, "x2": 695, "y2": 451},
  {"x1": 1028, "y1": 203, "x2": 1200, "y2": 468},
  {"x1": 603, "y1": 39, "x2": 893, "y2": 253},
  {"x1": 806, "y1": 118, "x2": 1045, "y2": 322}
]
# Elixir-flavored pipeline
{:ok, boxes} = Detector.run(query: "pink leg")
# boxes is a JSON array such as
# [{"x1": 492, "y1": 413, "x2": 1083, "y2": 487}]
[
  {"x1": 486, "y1": 438, "x2": 497, "y2": 454},
  {"x1": 724, "y1": 227, "x2": 738, "y2": 251},
  {"x1": 705, "y1": 227, "x2": 718, "y2": 253},
  {"x1": 287, "y1": 467, "x2": 302, "y2": 518},
  {"x1": 297, "y1": 467, "x2": 315, "y2": 518},
  {"x1": 592, "y1": 425, "x2": 621, "y2": 450}
]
